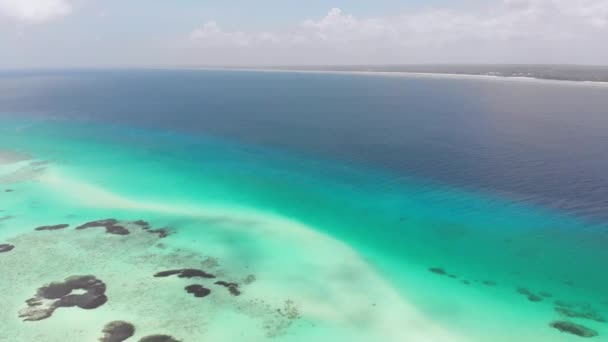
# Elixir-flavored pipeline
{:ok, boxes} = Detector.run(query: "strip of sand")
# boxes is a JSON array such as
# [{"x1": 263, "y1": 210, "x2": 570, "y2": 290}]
[{"x1": 190, "y1": 67, "x2": 608, "y2": 88}]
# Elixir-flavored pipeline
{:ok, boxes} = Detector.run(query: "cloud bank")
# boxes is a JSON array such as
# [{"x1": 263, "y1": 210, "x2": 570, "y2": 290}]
[
  {"x1": 0, "y1": 0, "x2": 71, "y2": 23},
  {"x1": 188, "y1": 0, "x2": 608, "y2": 65}
]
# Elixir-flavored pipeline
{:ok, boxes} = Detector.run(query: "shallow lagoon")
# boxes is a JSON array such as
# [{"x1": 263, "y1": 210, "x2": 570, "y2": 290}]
[{"x1": 1, "y1": 70, "x2": 608, "y2": 341}]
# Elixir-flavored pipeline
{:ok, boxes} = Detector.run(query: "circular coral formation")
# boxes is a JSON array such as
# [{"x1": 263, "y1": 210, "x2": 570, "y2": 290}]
[{"x1": 19, "y1": 275, "x2": 107, "y2": 321}]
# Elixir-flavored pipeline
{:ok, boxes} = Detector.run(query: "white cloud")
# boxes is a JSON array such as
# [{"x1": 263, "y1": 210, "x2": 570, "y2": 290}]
[
  {"x1": 0, "y1": 0, "x2": 72, "y2": 23},
  {"x1": 190, "y1": 22, "x2": 258, "y2": 46},
  {"x1": 187, "y1": 0, "x2": 608, "y2": 64}
]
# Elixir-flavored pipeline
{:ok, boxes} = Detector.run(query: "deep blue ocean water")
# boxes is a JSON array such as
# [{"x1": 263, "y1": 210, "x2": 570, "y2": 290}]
[{"x1": 1, "y1": 69, "x2": 608, "y2": 220}]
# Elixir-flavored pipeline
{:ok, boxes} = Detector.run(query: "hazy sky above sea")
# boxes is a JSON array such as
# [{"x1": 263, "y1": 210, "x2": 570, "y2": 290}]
[{"x1": 1, "y1": 0, "x2": 607, "y2": 68}]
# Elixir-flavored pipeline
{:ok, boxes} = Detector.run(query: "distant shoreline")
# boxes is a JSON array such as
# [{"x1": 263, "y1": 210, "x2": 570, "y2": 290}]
[{"x1": 194, "y1": 67, "x2": 608, "y2": 88}]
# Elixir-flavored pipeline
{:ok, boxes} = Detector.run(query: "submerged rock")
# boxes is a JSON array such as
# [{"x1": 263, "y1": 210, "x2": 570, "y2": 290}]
[
  {"x1": 185, "y1": 284, "x2": 211, "y2": 298},
  {"x1": 0, "y1": 243, "x2": 14, "y2": 253},
  {"x1": 19, "y1": 275, "x2": 107, "y2": 321},
  {"x1": 154, "y1": 269, "x2": 216, "y2": 279},
  {"x1": 550, "y1": 321, "x2": 598, "y2": 338},
  {"x1": 139, "y1": 335, "x2": 181, "y2": 342},
  {"x1": 35, "y1": 224, "x2": 70, "y2": 231},
  {"x1": 100, "y1": 321, "x2": 136, "y2": 342}
]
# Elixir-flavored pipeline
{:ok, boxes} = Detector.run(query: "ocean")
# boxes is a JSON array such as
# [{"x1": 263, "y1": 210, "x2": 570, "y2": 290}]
[{"x1": 1, "y1": 69, "x2": 607, "y2": 341}]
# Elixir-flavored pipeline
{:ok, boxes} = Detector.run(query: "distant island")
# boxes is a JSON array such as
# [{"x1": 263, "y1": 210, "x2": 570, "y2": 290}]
[{"x1": 227, "y1": 64, "x2": 608, "y2": 83}]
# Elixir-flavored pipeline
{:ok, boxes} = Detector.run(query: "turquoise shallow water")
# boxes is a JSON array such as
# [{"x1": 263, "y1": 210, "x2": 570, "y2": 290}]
[{"x1": 1, "y1": 116, "x2": 607, "y2": 341}]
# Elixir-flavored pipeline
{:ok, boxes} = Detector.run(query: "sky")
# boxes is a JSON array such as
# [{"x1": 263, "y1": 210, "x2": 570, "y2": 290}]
[{"x1": 0, "y1": 0, "x2": 607, "y2": 68}]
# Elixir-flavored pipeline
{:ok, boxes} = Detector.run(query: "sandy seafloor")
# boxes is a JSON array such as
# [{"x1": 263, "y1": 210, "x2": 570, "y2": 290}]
[{"x1": 1, "y1": 118, "x2": 608, "y2": 342}]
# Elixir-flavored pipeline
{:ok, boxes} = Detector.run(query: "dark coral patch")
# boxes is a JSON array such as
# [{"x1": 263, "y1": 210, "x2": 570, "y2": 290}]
[
  {"x1": 136, "y1": 220, "x2": 170, "y2": 238},
  {"x1": 428, "y1": 267, "x2": 469, "y2": 285},
  {"x1": 147, "y1": 228, "x2": 170, "y2": 238},
  {"x1": 185, "y1": 284, "x2": 211, "y2": 298},
  {"x1": 19, "y1": 275, "x2": 107, "y2": 321},
  {"x1": 429, "y1": 267, "x2": 447, "y2": 275},
  {"x1": 154, "y1": 270, "x2": 182, "y2": 277},
  {"x1": 30, "y1": 161, "x2": 50, "y2": 167},
  {"x1": 555, "y1": 300, "x2": 574, "y2": 308},
  {"x1": 100, "y1": 321, "x2": 136, "y2": 342},
  {"x1": 154, "y1": 269, "x2": 215, "y2": 279},
  {"x1": 0, "y1": 215, "x2": 14, "y2": 222},
  {"x1": 482, "y1": 281, "x2": 497, "y2": 287},
  {"x1": 539, "y1": 291, "x2": 553, "y2": 298},
  {"x1": 243, "y1": 274, "x2": 256, "y2": 285},
  {"x1": 550, "y1": 321, "x2": 598, "y2": 338},
  {"x1": 215, "y1": 281, "x2": 238, "y2": 287},
  {"x1": 556, "y1": 306, "x2": 606, "y2": 323},
  {"x1": 106, "y1": 225, "x2": 130, "y2": 235},
  {"x1": 133, "y1": 220, "x2": 150, "y2": 228},
  {"x1": 77, "y1": 218, "x2": 118, "y2": 228},
  {"x1": 215, "y1": 281, "x2": 241, "y2": 296},
  {"x1": 35, "y1": 224, "x2": 70, "y2": 231},
  {"x1": 76, "y1": 219, "x2": 129, "y2": 236},
  {"x1": 563, "y1": 280, "x2": 575, "y2": 287},
  {"x1": 517, "y1": 288, "x2": 532, "y2": 295},
  {"x1": 5, "y1": 189, "x2": 13, "y2": 192},
  {"x1": 516, "y1": 287, "x2": 543, "y2": 302},
  {"x1": 0, "y1": 243, "x2": 14, "y2": 253},
  {"x1": 139, "y1": 335, "x2": 181, "y2": 342}
]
